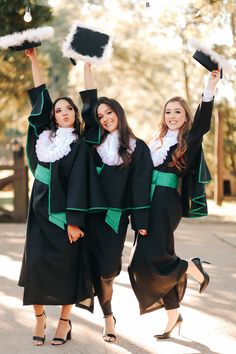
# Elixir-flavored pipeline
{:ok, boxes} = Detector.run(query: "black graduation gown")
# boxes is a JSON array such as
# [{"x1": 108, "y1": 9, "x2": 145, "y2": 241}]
[
  {"x1": 79, "y1": 89, "x2": 153, "y2": 285},
  {"x1": 18, "y1": 85, "x2": 104, "y2": 311},
  {"x1": 128, "y1": 99, "x2": 214, "y2": 314}
]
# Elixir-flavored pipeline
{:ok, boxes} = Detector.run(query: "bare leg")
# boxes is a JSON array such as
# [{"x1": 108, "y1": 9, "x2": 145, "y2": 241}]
[
  {"x1": 51, "y1": 305, "x2": 72, "y2": 345},
  {"x1": 187, "y1": 260, "x2": 204, "y2": 283},
  {"x1": 154, "y1": 308, "x2": 183, "y2": 339},
  {"x1": 33, "y1": 304, "x2": 46, "y2": 346},
  {"x1": 164, "y1": 309, "x2": 180, "y2": 333}
]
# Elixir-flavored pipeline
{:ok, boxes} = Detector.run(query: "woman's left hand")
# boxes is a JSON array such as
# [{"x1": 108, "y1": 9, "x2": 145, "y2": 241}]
[
  {"x1": 138, "y1": 229, "x2": 147, "y2": 236},
  {"x1": 206, "y1": 68, "x2": 221, "y2": 92},
  {"x1": 67, "y1": 225, "x2": 84, "y2": 244}
]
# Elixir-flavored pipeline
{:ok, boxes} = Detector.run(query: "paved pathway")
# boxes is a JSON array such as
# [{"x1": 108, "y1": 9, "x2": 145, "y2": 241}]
[{"x1": 0, "y1": 215, "x2": 235, "y2": 353}]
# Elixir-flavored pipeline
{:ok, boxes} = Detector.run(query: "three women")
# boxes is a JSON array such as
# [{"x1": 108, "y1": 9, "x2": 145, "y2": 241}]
[{"x1": 19, "y1": 47, "x2": 220, "y2": 346}]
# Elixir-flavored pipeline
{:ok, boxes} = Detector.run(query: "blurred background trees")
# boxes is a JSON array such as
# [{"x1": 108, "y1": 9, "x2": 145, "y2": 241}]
[{"x1": 0, "y1": 0, "x2": 235, "y2": 199}]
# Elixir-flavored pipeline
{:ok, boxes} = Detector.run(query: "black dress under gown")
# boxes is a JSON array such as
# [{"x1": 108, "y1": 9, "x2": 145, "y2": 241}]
[
  {"x1": 18, "y1": 84, "x2": 105, "y2": 311},
  {"x1": 128, "y1": 99, "x2": 214, "y2": 314},
  {"x1": 79, "y1": 89, "x2": 153, "y2": 315}
]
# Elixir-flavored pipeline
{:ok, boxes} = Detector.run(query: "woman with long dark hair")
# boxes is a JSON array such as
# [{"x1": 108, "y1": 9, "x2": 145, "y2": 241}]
[
  {"x1": 128, "y1": 69, "x2": 221, "y2": 338},
  {"x1": 79, "y1": 62, "x2": 153, "y2": 342},
  {"x1": 18, "y1": 48, "x2": 103, "y2": 346}
]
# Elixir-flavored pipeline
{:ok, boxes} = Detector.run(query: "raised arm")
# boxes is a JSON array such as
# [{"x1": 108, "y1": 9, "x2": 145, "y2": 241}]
[
  {"x1": 186, "y1": 69, "x2": 220, "y2": 167},
  {"x1": 79, "y1": 63, "x2": 100, "y2": 142},
  {"x1": 202, "y1": 68, "x2": 221, "y2": 102},
  {"x1": 188, "y1": 69, "x2": 221, "y2": 141},
  {"x1": 25, "y1": 48, "x2": 44, "y2": 87},
  {"x1": 84, "y1": 62, "x2": 95, "y2": 90}
]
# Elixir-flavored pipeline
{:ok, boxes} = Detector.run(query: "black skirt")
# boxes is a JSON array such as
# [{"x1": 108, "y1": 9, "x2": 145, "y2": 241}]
[
  {"x1": 86, "y1": 211, "x2": 129, "y2": 289},
  {"x1": 128, "y1": 186, "x2": 188, "y2": 314},
  {"x1": 18, "y1": 179, "x2": 93, "y2": 310}
]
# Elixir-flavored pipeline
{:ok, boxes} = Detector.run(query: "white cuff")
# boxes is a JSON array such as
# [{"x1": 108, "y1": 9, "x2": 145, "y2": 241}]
[{"x1": 202, "y1": 89, "x2": 214, "y2": 102}]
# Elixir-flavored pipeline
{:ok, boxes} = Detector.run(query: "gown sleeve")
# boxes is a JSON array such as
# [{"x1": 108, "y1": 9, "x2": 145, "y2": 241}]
[
  {"x1": 182, "y1": 98, "x2": 214, "y2": 218},
  {"x1": 130, "y1": 140, "x2": 153, "y2": 231},
  {"x1": 79, "y1": 89, "x2": 101, "y2": 144},
  {"x1": 26, "y1": 84, "x2": 52, "y2": 175},
  {"x1": 66, "y1": 141, "x2": 106, "y2": 227},
  {"x1": 186, "y1": 99, "x2": 214, "y2": 164}
]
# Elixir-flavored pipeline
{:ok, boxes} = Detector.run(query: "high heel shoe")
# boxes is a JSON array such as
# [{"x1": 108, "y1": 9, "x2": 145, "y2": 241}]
[
  {"x1": 154, "y1": 314, "x2": 183, "y2": 339},
  {"x1": 103, "y1": 314, "x2": 117, "y2": 343},
  {"x1": 51, "y1": 318, "x2": 72, "y2": 346},
  {"x1": 33, "y1": 311, "x2": 46, "y2": 346},
  {"x1": 191, "y1": 257, "x2": 211, "y2": 293}
]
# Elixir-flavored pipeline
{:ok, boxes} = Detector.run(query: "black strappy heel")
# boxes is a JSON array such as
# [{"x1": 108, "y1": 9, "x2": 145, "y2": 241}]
[
  {"x1": 103, "y1": 314, "x2": 117, "y2": 343},
  {"x1": 33, "y1": 311, "x2": 46, "y2": 346},
  {"x1": 51, "y1": 318, "x2": 72, "y2": 346}
]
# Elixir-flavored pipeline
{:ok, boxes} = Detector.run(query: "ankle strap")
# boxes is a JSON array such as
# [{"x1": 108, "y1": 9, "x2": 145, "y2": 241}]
[
  {"x1": 35, "y1": 311, "x2": 45, "y2": 317},
  {"x1": 60, "y1": 317, "x2": 70, "y2": 322},
  {"x1": 103, "y1": 313, "x2": 113, "y2": 319}
]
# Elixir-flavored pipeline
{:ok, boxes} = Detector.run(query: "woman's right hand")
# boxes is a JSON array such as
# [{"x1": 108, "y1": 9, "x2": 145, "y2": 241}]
[
  {"x1": 139, "y1": 229, "x2": 147, "y2": 236},
  {"x1": 25, "y1": 47, "x2": 36, "y2": 60},
  {"x1": 67, "y1": 224, "x2": 84, "y2": 244},
  {"x1": 84, "y1": 61, "x2": 95, "y2": 89},
  {"x1": 206, "y1": 68, "x2": 221, "y2": 92}
]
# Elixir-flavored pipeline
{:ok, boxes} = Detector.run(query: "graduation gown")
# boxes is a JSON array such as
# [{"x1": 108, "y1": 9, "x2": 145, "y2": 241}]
[
  {"x1": 128, "y1": 99, "x2": 214, "y2": 314},
  {"x1": 18, "y1": 84, "x2": 104, "y2": 310},
  {"x1": 79, "y1": 89, "x2": 153, "y2": 285}
]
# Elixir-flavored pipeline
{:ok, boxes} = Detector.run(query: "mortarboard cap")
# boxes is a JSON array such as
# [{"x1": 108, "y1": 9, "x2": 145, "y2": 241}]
[
  {"x1": 0, "y1": 27, "x2": 54, "y2": 51},
  {"x1": 189, "y1": 38, "x2": 234, "y2": 79},
  {"x1": 62, "y1": 22, "x2": 112, "y2": 65}
]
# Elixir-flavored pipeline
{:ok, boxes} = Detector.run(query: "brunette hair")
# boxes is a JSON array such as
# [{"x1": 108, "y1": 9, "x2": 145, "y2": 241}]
[
  {"x1": 49, "y1": 96, "x2": 82, "y2": 139},
  {"x1": 93, "y1": 97, "x2": 136, "y2": 166},
  {"x1": 158, "y1": 96, "x2": 193, "y2": 170}
]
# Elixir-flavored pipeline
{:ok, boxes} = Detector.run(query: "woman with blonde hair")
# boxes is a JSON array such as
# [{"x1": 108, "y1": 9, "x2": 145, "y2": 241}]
[{"x1": 128, "y1": 69, "x2": 221, "y2": 338}]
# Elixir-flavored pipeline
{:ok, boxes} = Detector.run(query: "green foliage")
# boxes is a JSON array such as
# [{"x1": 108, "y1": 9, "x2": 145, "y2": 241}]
[
  {"x1": 0, "y1": 0, "x2": 52, "y2": 35},
  {"x1": 0, "y1": 0, "x2": 235, "y2": 182},
  {"x1": 0, "y1": 0, "x2": 52, "y2": 137}
]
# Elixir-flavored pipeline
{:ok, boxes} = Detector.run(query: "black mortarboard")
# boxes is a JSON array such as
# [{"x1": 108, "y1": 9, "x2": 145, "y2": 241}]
[
  {"x1": 62, "y1": 22, "x2": 112, "y2": 65},
  {"x1": 0, "y1": 27, "x2": 54, "y2": 51},
  {"x1": 189, "y1": 38, "x2": 234, "y2": 79}
]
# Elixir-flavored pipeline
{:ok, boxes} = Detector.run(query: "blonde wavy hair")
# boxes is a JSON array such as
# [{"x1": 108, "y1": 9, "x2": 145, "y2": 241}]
[{"x1": 156, "y1": 97, "x2": 193, "y2": 171}]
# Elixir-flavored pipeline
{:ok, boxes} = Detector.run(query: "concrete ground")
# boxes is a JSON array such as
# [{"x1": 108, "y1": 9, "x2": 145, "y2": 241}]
[{"x1": 0, "y1": 201, "x2": 236, "y2": 354}]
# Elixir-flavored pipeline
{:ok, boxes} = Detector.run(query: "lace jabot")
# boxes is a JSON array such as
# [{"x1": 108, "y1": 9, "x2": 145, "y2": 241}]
[
  {"x1": 36, "y1": 127, "x2": 77, "y2": 163},
  {"x1": 96, "y1": 130, "x2": 136, "y2": 166},
  {"x1": 149, "y1": 130, "x2": 179, "y2": 167}
]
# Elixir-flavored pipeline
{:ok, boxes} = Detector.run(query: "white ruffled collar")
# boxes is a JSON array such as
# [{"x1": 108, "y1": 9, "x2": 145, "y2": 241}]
[
  {"x1": 96, "y1": 130, "x2": 136, "y2": 166},
  {"x1": 36, "y1": 127, "x2": 77, "y2": 163},
  {"x1": 149, "y1": 129, "x2": 179, "y2": 167}
]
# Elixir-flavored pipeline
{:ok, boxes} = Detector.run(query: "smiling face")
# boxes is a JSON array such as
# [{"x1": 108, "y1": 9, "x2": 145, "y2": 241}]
[
  {"x1": 97, "y1": 103, "x2": 119, "y2": 133},
  {"x1": 54, "y1": 99, "x2": 75, "y2": 128},
  {"x1": 164, "y1": 101, "x2": 187, "y2": 130}
]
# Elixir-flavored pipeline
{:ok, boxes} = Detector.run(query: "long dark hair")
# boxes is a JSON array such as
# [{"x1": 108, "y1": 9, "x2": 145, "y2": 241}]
[
  {"x1": 158, "y1": 96, "x2": 193, "y2": 171},
  {"x1": 93, "y1": 97, "x2": 136, "y2": 166},
  {"x1": 49, "y1": 96, "x2": 82, "y2": 139}
]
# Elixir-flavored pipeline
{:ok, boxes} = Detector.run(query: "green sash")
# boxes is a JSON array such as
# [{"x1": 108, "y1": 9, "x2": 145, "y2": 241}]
[
  {"x1": 151, "y1": 170, "x2": 179, "y2": 200},
  {"x1": 35, "y1": 164, "x2": 67, "y2": 230},
  {"x1": 96, "y1": 163, "x2": 121, "y2": 233},
  {"x1": 105, "y1": 209, "x2": 122, "y2": 233}
]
